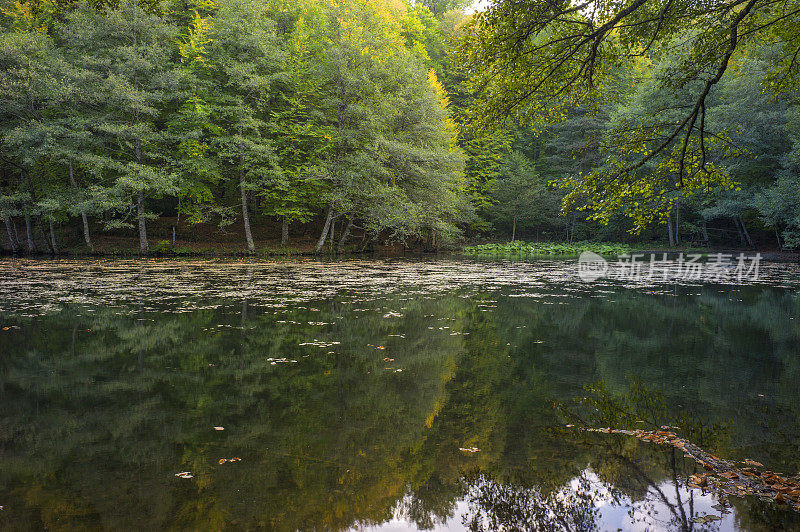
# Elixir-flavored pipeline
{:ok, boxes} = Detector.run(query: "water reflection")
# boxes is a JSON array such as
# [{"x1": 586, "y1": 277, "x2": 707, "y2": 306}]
[{"x1": 0, "y1": 258, "x2": 799, "y2": 530}]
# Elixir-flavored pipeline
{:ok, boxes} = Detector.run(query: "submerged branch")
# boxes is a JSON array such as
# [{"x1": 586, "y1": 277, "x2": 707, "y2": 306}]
[{"x1": 571, "y1": 425, "x2": 800, "y2": 511}]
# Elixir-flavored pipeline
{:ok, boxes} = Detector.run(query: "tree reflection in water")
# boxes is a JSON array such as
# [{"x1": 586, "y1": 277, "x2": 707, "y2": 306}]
[{"x1": 0, "y1": 259, "x2": 799, "y2": 530}]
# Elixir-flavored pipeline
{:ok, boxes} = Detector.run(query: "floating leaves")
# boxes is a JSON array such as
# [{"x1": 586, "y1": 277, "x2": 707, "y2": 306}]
[
  {"x1": 298, "y1": 340, "x2": 340, "y2": 348},
  {"x1": 213, "y1": 426, "x2": 224, "y2": 431},
  {"x1": 267, "y1": 357, "x2": 297, "y2": 365},
  {"x1": 175, "y1": 471, "x2": 193, "y2": 479},
  {"x1": 693, "y1": 514, "x2": 723, "y2": 524},
  {"x1": 459, "y1": 447, "x2": 480, "y2": 453},
  {"x1": 218, "y1": 457, "x2": 241, "y2": 464}
]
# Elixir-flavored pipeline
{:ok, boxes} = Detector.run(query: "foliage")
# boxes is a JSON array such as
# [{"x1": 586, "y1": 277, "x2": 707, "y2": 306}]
[
  {"x1": 462, "y1": 240, "x2": 633, "y2": 256},
  {"x1": 461, "y1": 0, "x2": 800, "y2": 240}
]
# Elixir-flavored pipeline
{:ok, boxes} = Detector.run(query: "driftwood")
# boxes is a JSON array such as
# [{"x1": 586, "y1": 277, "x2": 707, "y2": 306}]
[{"x1": 570, "y1": 425, "x2": 800, "y2": 512}]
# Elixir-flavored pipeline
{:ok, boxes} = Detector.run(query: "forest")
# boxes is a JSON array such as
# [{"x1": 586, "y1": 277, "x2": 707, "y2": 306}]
[{"x1": 1, "y1": 0, "x2": 799, "y2": 254}]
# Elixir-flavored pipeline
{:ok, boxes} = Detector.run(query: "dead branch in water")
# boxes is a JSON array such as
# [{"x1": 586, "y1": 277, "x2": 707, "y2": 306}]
[{"x1": 569, "y1": 425, "x2": 800, "y2": 511}]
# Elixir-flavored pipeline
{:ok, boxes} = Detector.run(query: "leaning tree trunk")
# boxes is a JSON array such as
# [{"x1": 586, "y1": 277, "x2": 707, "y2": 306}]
[
  {"x1": 775, "y1": 226, "x2": 783, "y2": 251},
  {"x1": 68, "y1": 159, "x2": 92, "y2": 250},
  {"x1": 281, "y1": 216, "x2": 289, "y2": 246},
  {"x1": 49, "y1": 220, "x2": 58, "y2": 254},
  {"x1": 733, "y1": 216, "x2": 746, "y2": 245},
  {"x1": 5, "y1": 217, "x2": 19, "y2": 252},
  {"x1": 738, "y1": 215, "x2": 754, "y2": 248},
  {"x1": 315, "y1": 203, "x2": 335, "y2": 253},
  {"x1": 337, "y1": 218, "x2": 354, "y2": 253},
  {"x1": 239, "y1": 157, "x2": 255, "y2": 253},
  {"x1": 24, "y1": 212, "x2": 35, "y2": 253}
]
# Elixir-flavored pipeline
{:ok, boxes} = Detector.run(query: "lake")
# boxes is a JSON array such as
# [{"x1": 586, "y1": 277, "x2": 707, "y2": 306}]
[{"x1": 1, "y1": 257, "x2": 799, "y2": 531}]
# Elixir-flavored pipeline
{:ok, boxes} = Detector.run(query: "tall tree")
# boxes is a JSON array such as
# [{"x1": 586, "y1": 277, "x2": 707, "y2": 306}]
[
  {"x1": 206, "y1": 0, "x2": 283, "y2": 252},
  {"x1": 65, "y1": 0, "x2": 180, "y2": 253}
]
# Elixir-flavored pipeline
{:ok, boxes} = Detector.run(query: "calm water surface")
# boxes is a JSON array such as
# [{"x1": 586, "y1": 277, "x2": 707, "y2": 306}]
[{"x1": 1, "y1": 257, "x2": 800, "y2": 531}]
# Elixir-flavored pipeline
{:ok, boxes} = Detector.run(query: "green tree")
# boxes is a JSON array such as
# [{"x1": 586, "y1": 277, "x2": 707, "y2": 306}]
[
  {"x1": 464, "y1": 0, "x2": 800, "y2": 227},
  {"x1": 206, "y1": 0, "x2": 283, "y2": 252},
  {"x1": 65, "y1": 0, "x2": 181, "y2": 253}
]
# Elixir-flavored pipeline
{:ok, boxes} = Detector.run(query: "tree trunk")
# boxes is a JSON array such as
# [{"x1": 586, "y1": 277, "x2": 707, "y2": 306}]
[
  {"x1": 701, "y1": 219, "x2": 709, "y2": 242},
  {"x1": 281, "y1": 216, "x2": 289, "y2": 246},
  {"x1": 667, "y1": 214, "x2": 676, "y2": 247},
  {"x1": 26, "y1": 173, "x2": 51, "y2": 254},
  {"x1": 738, "y1": 215, "x2": 753, "y2": 248},
  {"x1": 49, "y1": 220, "x2": 58, "y2": 254},
  {"x1": 13, "y1": 221, "x2": 20, "y2": 249},
  {"x1": 315, "y1": 203, "x2": 335, "y2": 253},
  {"x1": 173, "y1": 195, "x2": 181, "y2": 246},
  {"x1": 733, "y1": 216, "x2": 745, "y2": 245},
  {"x1": 5, "y1": 217, "x2": 19, "y2": 252},
  {"x1": 69, "y1": 159, "x2": 92, "y2": 250},
  {"x1": 137, "y1": 190, "x2": 149, "y2": 253},
  {"x1": 24, "y1": 212, "x2": 35, "y2": 252},
  {"x1": 37, "y1": 217, "x2": 52, "y2": 253},
  {"x1": 774, "y1": 226, "x2": 783, "y2": 251},
  {"x1": 134, "y1": 136, "x2": 149, "y2": 254},
  {"x1": 511, "y1": 213, "x2": 517, "y2": 242},
  {"x1": 337, "y1": 218, "x2": 354, "y2": 253},
  {"x1": 674, "y1": 203, "x2": 680, "y2": 245},
  {"x1": 570, "y1": 212, "x2": 576, "y2": 244},
  {"x1": 239, "y1": 145, "x2": 255, "y2": 253},
  {"x1": 360, "y1": 232, "x2": 376, "y2": 252}
]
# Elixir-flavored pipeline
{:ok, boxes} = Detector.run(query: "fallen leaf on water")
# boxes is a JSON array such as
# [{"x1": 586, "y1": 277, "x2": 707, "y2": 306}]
[
  {"x1": 459, "y1": 447, "x2": 480, "y2": 453},
  {"x1": 376, "y1": 346, "x2": 385, "y2": 350},
  {"x1": 213, "y1": 426, "x2": 224, "y2": 431},
  {"x1": 218, "y1": 457, "x2": 242, "y2": 464},
  {"x1": 693, "y1": 514, "x2": 723, "y2": 524},
  {"x1": 689, "y1": 474, "x2": 708, "y2": 487},
  {"x1": 744, "y1": 459, "x2": 764, "y2": 467},
  {"x1": 175, "y1": 472, "x2": 193, "y2": 479}
]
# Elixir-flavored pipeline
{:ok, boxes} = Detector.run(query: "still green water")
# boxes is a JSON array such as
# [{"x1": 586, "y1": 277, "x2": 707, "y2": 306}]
[{"x1": 1, "y1": 257, "x2": 799, "y2": 531}]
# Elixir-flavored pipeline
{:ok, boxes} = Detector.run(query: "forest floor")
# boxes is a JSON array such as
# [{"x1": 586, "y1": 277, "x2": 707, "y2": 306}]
[
  {"x1": 2, "y1": 217, "x2": 798, "y2": 259},
  {"x1": 2, "y1": 216, "x2": 408, "y2": 256}
]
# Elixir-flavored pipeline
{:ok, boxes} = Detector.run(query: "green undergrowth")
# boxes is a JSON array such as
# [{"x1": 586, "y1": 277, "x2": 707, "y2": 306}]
[{"x1": 462, "y1": 240, "x2": 634, "y2": 256}]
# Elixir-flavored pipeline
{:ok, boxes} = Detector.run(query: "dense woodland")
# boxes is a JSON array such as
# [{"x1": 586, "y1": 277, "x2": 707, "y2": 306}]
[{"x1": 1, "y1": 0, "x2": 799, "y2": 253}]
